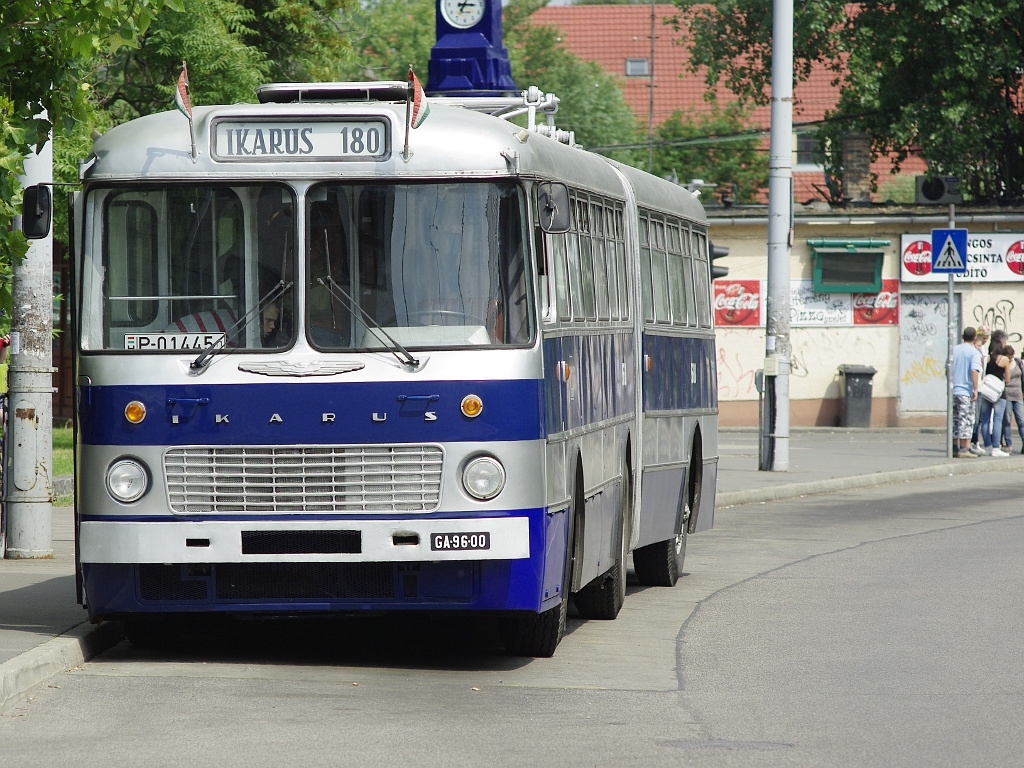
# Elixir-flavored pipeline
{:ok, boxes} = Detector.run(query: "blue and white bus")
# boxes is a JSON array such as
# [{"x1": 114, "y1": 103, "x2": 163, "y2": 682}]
[{"x1": 70, "y1": 82, "x2": 718, "y2": 656}]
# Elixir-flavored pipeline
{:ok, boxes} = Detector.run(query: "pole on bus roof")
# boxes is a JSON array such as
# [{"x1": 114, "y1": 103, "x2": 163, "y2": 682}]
[
  {"x1": 763, "y1": 0, "x2": 793, "y2": 472},
  {"x1": 4, "y1": 112, "x2": 55, "y2": 559}
]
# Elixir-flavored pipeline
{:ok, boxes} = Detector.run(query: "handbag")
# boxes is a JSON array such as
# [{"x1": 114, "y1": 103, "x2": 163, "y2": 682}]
[{"x1": 979, "y1": 372, "x2": 1005, "y2": 403}]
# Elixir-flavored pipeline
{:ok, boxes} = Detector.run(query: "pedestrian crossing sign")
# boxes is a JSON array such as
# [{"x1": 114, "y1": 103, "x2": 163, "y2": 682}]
[{"x1": 931, "y1": 228, "x2": 968, "y2": 274}]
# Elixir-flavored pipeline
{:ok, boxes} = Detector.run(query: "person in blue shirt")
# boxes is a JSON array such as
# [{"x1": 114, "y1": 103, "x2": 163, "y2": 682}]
[{"x1": 951, "y1": 326, "x2": 983, "y2": 458}]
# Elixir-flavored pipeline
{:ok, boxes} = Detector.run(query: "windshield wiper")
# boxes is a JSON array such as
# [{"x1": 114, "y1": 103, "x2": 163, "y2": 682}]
[
  {"x1": 190, "y1": 279, "x2": 294, "y2": 372},
  {"x1": 317, "y1": 275, "x2": 420, "y2": 369}
]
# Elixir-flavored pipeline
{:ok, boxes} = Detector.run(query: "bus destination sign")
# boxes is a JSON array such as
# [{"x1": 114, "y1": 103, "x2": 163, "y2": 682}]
[{"x1": 212, "y1": 119, "x2": 389, "y2": 162}]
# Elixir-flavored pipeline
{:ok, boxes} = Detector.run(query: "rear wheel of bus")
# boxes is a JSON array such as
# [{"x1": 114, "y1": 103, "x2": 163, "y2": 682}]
[{"x1": 633, "y1": 441, "x2": 700, "y2": 587}]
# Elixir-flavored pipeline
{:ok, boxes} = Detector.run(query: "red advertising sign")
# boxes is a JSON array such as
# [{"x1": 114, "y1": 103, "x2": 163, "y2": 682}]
[
  {"x1": 902, "y1": 239, "x2": 932, "y2": 277},
  {"x1": 714, "y1": 280, "x2": 762, "y2": 326},
  {"x1": 1007, "y1": 240, "x2": 1024, "y2": 276},
  {"x1": 853, "y1": 279, "x2": 900, "y2": 325}
]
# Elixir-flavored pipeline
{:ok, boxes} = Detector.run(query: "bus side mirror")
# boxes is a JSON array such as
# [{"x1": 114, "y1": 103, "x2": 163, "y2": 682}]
[
  {"x1": 22, "y1": 185, "x2": 52, "y2": 240},
  {"x1": 537, "y1": 182, "x2": 570, "y2": 234}
]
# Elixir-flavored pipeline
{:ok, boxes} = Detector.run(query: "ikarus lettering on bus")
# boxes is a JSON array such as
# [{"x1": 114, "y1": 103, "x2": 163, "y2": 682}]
[{"x1": 212, "y1": 119, "x2": 389, "y2": 161}]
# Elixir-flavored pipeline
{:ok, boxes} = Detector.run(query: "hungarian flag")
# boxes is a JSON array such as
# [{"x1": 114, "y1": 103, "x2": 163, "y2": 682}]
[
  {"x1": 408, "y1": 67, "x2": 430, "y2": 129},
  {"x1": 175, "y1": 62, "x2": 193, "y2": 122}
]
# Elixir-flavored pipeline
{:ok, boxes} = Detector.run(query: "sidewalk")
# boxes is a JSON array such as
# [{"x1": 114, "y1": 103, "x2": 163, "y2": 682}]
[{"x1": 3, "y1": 427, "x2": 1022, "y2": 711}]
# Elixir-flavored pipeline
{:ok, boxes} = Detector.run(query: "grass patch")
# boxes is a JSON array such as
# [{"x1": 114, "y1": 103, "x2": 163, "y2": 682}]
[
  {"x1": 53, "y1": 425, "x2": 74, "y2": 477},
  {"x1": 53, "y1": 425, "x2": 75, "y2": 507}
]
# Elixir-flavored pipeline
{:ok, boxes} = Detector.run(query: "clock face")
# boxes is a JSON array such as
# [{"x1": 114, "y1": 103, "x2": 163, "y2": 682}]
[{"x1": 441, "y1": 0, "x2": 485, "y2": 29}]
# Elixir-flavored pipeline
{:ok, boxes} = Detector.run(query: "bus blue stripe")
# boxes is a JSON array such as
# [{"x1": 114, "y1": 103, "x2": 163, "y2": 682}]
[{"x1": 79, "y1": 379, "x2": 545, "y2": 446}]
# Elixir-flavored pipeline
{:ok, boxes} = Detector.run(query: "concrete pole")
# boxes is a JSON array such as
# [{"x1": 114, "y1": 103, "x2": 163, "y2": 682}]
[
  {"x1": 764, "y1": 0, "x2": 794, "y2": 471},
  {"x1": 946, "y1": 204, "x2": 955, "y2": 459},
  {"x1": 5, "y1": 122, "x2": 54, "y2": 559}
]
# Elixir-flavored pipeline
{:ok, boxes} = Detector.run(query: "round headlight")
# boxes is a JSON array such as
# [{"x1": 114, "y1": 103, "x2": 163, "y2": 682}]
[
  {"x1": 106, "y1": 459, "x2": 149, "y2": 503},
  {"x1": 462, "y1": 456, "x2": 505, "y2": 500}
]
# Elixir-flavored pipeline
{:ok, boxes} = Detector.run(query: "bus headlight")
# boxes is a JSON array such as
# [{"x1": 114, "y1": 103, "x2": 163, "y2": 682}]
[
  {"x1": 106, "y1": 458, "x2": 149, "y2": 503},
  {"x1": 462, "y1": 456, "x2": 506, "y2": 500}
]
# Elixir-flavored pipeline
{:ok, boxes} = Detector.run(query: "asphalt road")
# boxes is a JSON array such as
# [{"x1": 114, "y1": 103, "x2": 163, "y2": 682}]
[{"x1": 2, "y1": 471, "x2": 1023, "y2": 767}]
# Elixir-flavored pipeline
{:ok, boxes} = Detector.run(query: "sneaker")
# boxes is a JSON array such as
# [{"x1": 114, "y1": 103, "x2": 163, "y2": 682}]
[
  {"x1": 968, "y1": 444, "x2": 986, "y2": 456},
  {"x1": 956, "y1": 450, "x2": 978, "y2": 458},
  {"x1": 990, "y1": 448, "x2": 1010, "y2": 457}
]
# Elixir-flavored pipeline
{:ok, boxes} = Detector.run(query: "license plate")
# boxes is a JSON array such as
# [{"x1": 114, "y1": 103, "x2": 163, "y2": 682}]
[{"x1": 430, "y1": 532, "x2": 490, "y2": 551}]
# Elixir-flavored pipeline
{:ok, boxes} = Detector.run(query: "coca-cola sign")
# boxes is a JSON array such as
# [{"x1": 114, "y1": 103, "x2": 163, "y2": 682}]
[
  {"x1": 1007, "y1": 240, "x2": 1024, "y2": 276},
  {"x1": 902, "y1": 239, "x2": 932, "y2": 277},
  {"x1": 714, "y1": 280, "x2": 762, "y2": 326},
  {"x1": 853, "y1": 279, "x2": 900, "y2": 325}
]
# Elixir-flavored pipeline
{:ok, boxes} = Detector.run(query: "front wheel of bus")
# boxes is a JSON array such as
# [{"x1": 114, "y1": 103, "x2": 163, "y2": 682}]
[{"x1": 503, "y1": 478, "x2": 582, "y2": 657}]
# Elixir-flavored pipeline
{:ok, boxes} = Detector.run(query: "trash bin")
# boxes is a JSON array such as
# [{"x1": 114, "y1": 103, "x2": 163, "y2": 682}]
[{"x1": 838, "y1": 364, "x2": 877, "y2": 428}]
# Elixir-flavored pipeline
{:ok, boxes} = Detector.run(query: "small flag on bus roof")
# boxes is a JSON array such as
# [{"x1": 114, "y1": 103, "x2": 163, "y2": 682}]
[
  {"x1": 408, "y1": 67, "x2": 430, "y2": 129},
  {"x1": 174, "y1": 62, "x2": 193, "y2": 122}
]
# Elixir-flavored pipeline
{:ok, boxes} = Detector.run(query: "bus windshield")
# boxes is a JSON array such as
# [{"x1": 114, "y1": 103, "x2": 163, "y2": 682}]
[
  {"x1": 83, "y1": 183, "x2": 296, "y2": 352},
  {"x1": 306, "y1": 181, "x2": 533, "y2": 350}
]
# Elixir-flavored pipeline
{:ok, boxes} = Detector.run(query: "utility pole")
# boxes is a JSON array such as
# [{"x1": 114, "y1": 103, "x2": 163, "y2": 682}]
[
  {"x1": 5, "y1": 119, "x2": 54, "y2": 559},
  {"x1": 762, "y1": 0, "x2": 794, "y2": 471}
]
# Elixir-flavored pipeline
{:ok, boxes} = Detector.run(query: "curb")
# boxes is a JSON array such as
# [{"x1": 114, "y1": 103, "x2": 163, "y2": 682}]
[
  {"x1": 0, "y1": 620, "x2": 124, "y2": 714},
  {"x1": 716, "y1": 455, "x2": 1024, "y2": 507}
]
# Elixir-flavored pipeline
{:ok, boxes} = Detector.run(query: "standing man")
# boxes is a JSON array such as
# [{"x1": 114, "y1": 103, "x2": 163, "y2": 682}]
[{"x1": 952, "y1": 326, "x2": 983, "y2": 458}]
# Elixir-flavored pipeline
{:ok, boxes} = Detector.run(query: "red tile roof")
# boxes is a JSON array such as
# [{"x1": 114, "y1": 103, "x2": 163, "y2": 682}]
[{"x1": 528, "y1": 3, "x2": 925, "y2": 202}]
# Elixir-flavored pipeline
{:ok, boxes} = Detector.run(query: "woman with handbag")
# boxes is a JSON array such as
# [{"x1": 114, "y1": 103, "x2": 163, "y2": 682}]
[
  {"x1": 1001, "y1": 346, "x2": 1024, "y2": 453},
  {"x1": 979, "y1": 334, "x2": 1012, "y2": 456}
]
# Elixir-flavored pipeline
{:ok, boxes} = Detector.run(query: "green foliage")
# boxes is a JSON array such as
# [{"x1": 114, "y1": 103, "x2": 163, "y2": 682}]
[
  {"x1": 671, "y1": 0, "x2": 1024, "y2": 202},
  {"x1": 0, "y1": 0, "x2": 182, "y2": 322},
  {"x1": 651, "y1": 103, "x2": 768, "y2": 204},
  {"x1": 505, "y1": 0, "x2": 641, "y2": 164},
  {"x1": 333, "y1": 0, "x2": 435, "y2": 81}
]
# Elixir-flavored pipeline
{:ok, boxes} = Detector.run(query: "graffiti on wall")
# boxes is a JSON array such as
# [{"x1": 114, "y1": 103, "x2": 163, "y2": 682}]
[
  {"x1": 716, "y1": 327, "x2": 884, "y2": 401},
  {"x1": 971, "y1": 300, "x2": 1022, "y2": 342}
]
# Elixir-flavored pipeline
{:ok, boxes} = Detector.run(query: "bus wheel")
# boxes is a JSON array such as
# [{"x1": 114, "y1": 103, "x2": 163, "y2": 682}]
[
  {"x1": 633, "y1": 502, "x2": 688, "y2": 587},
  {"x1": 501, "y1": 600, "x2": 566, "y2": 658},
  {"x1": 573, "y1": 463, "x2": 630, "y2": 620},
  {"x1": 502, "y1": 492, "x2": 579, "y2": 657}
]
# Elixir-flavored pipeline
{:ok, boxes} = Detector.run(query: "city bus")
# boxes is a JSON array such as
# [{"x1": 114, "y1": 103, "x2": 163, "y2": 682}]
[{"x1": 68, "y1": 82, "x2": 718, "y2": 656}]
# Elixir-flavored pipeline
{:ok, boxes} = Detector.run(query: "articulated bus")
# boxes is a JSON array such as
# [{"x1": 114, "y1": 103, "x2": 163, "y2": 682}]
[{"x1": 70, "y1": 82, "x2": 718, "y2": 656}]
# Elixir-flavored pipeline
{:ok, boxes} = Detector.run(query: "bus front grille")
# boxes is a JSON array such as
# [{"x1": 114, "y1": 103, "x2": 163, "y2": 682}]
[{"x1": 164, "y1": 444, "x2": 443, "y2": 514}]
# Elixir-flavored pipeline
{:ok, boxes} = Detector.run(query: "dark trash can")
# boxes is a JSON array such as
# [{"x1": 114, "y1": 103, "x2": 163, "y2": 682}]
[{"x1": 838, "y1": 364, "x2": 877, "y2": 428}]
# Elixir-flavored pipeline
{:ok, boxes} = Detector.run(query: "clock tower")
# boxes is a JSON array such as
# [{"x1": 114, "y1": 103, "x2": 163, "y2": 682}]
[{"x1": 427, "y1": 0, "x2": 517, "y2": 95}]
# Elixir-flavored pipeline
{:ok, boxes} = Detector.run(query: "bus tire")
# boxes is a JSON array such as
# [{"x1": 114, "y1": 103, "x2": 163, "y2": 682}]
[
  {"x1": 632, "y1": 504, "x2": 688, "y2": 587},
  {"x1": 501, "y1": 600, "x2": 566, "y2": 658},
  {"x1": 573, "y1": 459, "x2": 630, "y2": 620},
  {"x1": 503, "y1": 477, "x2": 581, "y2": 657}
]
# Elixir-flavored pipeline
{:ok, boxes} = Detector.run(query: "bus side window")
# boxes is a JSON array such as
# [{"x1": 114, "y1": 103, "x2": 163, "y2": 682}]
[
  {"x1": 683, "y1": 226, "x2": 697, "y2": 328},
  {"x1": 694, "y1": 232, "x2": 712, "y2": 327},
  {"x1": 639, "y1": 213, "x2": 654, "y2": 324},
  {"x1": 614, "y1": 208, "x2": 628, "y2": 320},
  {"x1": 549, "y1": 233, "x2": 571, "y2": 322},
  {"x1": 590, "y1": 201, "x2": 609, "y2": 320},
  {"x1": 667, "y1": 221, "x2": 687, "y2": 327},
  {"x1": 651, "y1": 218, "x2": 670, "y2": 324},
  {"x1": 576, "y1": 197, "x2": 596, "y2": 320}
]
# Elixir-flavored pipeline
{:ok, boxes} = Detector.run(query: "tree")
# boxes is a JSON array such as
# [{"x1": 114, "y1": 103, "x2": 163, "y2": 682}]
[
  {"x1": 91, "y1": 0, "x2": 357, "y2": 124},
  {"x1": 0, "y1": 0, "x2": 181, "y2": 324},
  {"x1": 333, "y1": 0, "x2": 641, "y2": 163},
  {"x1": 333, "y1": 0, "x2": 435, "y2": 82},
  {"x1": 671, "y1": 0, "x2": 1024, "y2": 202},
  {"x1": 505, "y1": 0, "x2": 641, "y2": 164},
  {"x1": 651, "y1": 103, "x2": 768, "y2": 204}
]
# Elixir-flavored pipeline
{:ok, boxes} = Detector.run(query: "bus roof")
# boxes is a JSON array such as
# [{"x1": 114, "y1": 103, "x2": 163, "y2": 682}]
[{"x1": 84, "y1": 85, "x2": 707, "y2": 225}]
